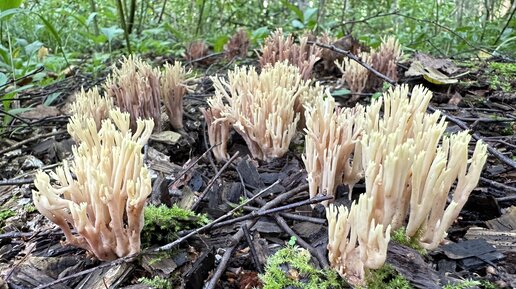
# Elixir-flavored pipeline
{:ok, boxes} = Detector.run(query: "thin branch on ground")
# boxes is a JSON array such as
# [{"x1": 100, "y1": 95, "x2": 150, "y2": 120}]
[
  {"x1": 274, "y1": 213, "x2": 329, "y2": 269},
  {"x1": 0, "y1": 130, "x2": 67, "y2": 155},
  {"x1": 210, "y1": 195, "x2": 332, "y2": 229},
  {"x1": 191, "y1": 151, "x2": 240, "y2": 210},
  {"x1": 204, "y1": 184, "x2": 309, "y2": 289}
]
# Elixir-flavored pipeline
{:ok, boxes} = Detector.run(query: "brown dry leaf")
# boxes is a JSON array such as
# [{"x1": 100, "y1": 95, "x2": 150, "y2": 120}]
[
  {"x1": 414, "y1": 53, "x2": 459, "y2": 75},
  {"x1": 149, "y1": 130, "x2": 182, "y2": 145},
  {"x1": 406, "y1": 61, "x2": 459, "y2": 85},
  {"x1": 239, "y1": 271, "x2": 262, "y2": 289},
  {"x1": 448, "y1": 92, "x2": 463, "y2": 106},
  {"x1": 19, "y1": 104, "x2": 60, "y2": 120}
]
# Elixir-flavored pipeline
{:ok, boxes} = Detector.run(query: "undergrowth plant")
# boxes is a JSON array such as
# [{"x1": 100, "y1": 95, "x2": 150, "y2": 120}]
[
  {"x1": 260, "y1": 240, "x2": 343, "y2": 289},
  {"x1": 142, "y1": 204, "x2": 209, "y2": 247}
]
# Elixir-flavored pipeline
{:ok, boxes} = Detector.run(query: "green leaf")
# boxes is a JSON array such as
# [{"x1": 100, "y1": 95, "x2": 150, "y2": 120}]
[
  {"x1": 100, "y1": 26, "x2": 123, "y2": 43},
  {"x1": 251, "y1": 26, "x2": 269, "y2": 45},
  {"x1": 24, "y1": 41, "x2": 43, "y2": 56},
  {"x1": 303, "y1": 7, "x2": 318, "y2": 23},
  {"x1": 0, "y1": 0, "x2": 23, "y2": 11},
  {"x1": 43, "y1": 92, "x2": 61, "y2": 107},
  {"x1": 0, "y1": 7, "x2": 22, "y2": 20},
  {"x1": 86, "y1": 12, "x2": 98, "y2": 26},
  {"x1": 291, "y1": 19, "x2": 304, "y2": 29},
  {"x1": 331, "y1": 89, "x2": 351, "y2": 97},
  {"x1": 8, "y1": 106, "x2": 32, "y2": 115},
  {"x1": 212, "y1": 35, "x2": 229, "y2": 52},
  {"x1": 0, "y1": 73, "x2": 7, "y2": 87},
  {"x1": 280, "y1": 0, "x2": 302, "y2": 20}
]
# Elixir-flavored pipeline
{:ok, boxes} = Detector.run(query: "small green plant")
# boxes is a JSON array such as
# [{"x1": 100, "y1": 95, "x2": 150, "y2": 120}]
[
  {"x1": 391, "y1": 227, "x2": 426, "y2": 255},
  {"x1": 23, "y1": 204, "x2": 37, "y2": 213},
  {"x1": 0, "y1": 209, "x2": 15, "y2": 231},
  {"x1": 364, "y1": 265, "x2": 412, "y2": 289},
  {"x1": 260, "y1": 243, "x2": 342, "y2": 289},
  {"x1": 480, "y1": 279, "x2": 499, "y2": 289},
  {"x1": 443, "y1": 279, "x2": 481, "y2": 289},
  {"x1": 138, "y1": 276, "x2": 172, "y2": 289},
  {"x1": 142, "y1": 204, "x2": 209, "y2": 247},
  {"x1": 488, "y1": 62, "x2": 515, "y2": 93}
]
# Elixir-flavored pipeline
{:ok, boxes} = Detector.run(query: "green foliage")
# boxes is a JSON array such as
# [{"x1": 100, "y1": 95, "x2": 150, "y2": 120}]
[
  {"x1": 138, "y1": 276, "x2": 172, "y2": 289},
  {"x1": 0, "y1": 209, "x2": 15, "y2": 231},
  {"x1": 0, "y1": 209, "x2": 15, "y2": 222},
  {"x1": 260, "y1": 244, "x2": 343, "y2": 289},
  {"x1": 391, "y1": 227, "x2": 427, "y2": 255},
  {"x1": 364, "y1": 265, "x2": 413, "y2": 289},
  {"x1": 23, "y1": 204, "x2": 37, "y2": 213},
  {"x1": 488, "y1": 62, "x2": 516, "y2": 93},
  {"x1": 142, "y1": 204, "x2": 209, "y2": 247},
  {"x1": 480, "y1": 280, "x2": 500, "y2": 289},
  {"x1": 443, "y1": 279, "x2": 481, "y2": 289}
]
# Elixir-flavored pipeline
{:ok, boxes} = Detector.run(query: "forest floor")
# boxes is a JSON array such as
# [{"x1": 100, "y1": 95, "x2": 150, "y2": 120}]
[{"x1": 0, "y1": 48, "x2": 514, "y2": 289}]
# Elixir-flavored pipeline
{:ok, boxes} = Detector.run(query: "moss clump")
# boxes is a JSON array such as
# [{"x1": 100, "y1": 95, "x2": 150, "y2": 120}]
[
  {"x1": 365, "y1": 264, "x2": 413, "y2": 289},
  {"x1": 0, "y1": 209, "x2": 15, "y2": 226},
  {"x1": 23, "y1": 204, "x2": 37, "y2": 213},
  {"x1": 260, "y1": 244, "x2": 343, "y2": 289},
  {"x1": 138, "y1": 276, "x2": 172, "y2": 289},
  {"x1": 142, "y1": 204, "x2": 209, "y2": 247},
  {"x1": 488, "y1": 62, "x2": 515, "y2": 92},
  {"x1": 391, "y1": 227, "x2": 426, "y2": 255},
  {"x1": 443, "y1": 279, "x2": 481, "y2": 289}
]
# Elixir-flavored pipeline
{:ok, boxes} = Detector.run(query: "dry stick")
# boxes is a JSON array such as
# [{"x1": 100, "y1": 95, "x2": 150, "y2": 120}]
[
  {"x1": 480, "y1": 177, "x2": 516, "y2": 194},
  {"x1": 274, "y1": 213, "x2": 329, "y2": 269},
  {"x1": 241, "y1": 223, "x2": 263, "y2": 273},
  {"x1": 204, "y1": 184, "x2": 310, "y2": 289},
  {"x1": 210, "y1": 195, "x2": 332, "y2": 230},
  {"x1": 249, "y1": 192, "x2": 330, "y2": 269},
  {"x1": 310, "y1": 41, "x2": 516, "y2": 169},
  {"x1": 0, "y1": 178, "x2": 35, "y2": 186},
  {"x1": 35, "y1": 181, "x2": 279, "y2": 289},
  {"x1": 0, "y1": 130, "x2": 67, "y2": 155},
  {"x1": 171, "y1": 144, "x2": 217, "y2": 186},
  {"x1": 191, "y1": 151, "x2": 239, "y2": 210},
  {"x1": 243, "y1": 205, "x2": 326, "y2": 224},
  {"x1": 155, "y1": 180, "x2": 281, "y2": 252}
]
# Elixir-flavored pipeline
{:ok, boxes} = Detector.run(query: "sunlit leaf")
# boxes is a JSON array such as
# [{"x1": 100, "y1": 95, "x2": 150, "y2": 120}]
[
  {"x1": 100, "y1": 26, "x2": 123, "y2": 43},
  {"x1": 303, "y1": 7, "x2": 318, "y2": 23},
  {"x1": 331, "y1": 89, "x2": 351, "y2": 97},
  {"x1": 291, "y1": 19, "x2": 304, "y2": 29},
  {"x1": 86, "y1": 12, "x2": 97, "y2": 26},
  {"x1": 213, "y1": 35, "x2": 229, "y2": 52},
  {"x1": 0, "y1": 72, "x2": 7, "y2": 86}
]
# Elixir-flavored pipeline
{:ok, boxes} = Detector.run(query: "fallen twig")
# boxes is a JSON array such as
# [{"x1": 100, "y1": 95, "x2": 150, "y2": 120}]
[
  {"x1": 274, "y1": 213, "x2": 329, "y2": 269},
  {"x1": 191, "y1": 151, "x2": 240, "y2": 210},
  {"x1": 0, "y1": 130, "x2": 67, "y2": 155},
  {"x1": 242, "y1": 223, "x2": 263, "y2": 273},
  {"x1": 210, "y1": 195, "x2": 332, "y2": 229},
  {"x1": 204, "y1": 184, "x2": 309, "y2": 289},
  {"x1": 243, "y1": 205, "x2": 326, "y2": 224}
]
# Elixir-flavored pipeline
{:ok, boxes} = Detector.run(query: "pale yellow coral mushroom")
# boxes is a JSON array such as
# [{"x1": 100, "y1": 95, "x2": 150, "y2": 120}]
[
  {"x1": 104, "y1": 55, "x2": 162, "y2": 132},
  {"x1": 303, "y1": 94, "x2": 365, "y2": 202},
  {"x1": 259, "y1": 28, "x2": 321, "y2": 80},
  {"x1": 361, "y1": 84, "x2": 488, "y2": 249},
  {"x1": 209, "y1": 61, "x2": 308, "y2": 161},
  {"x1": 161, "y1": 61, "x2": 195, "y2": 130},
  {"x1": 32, "y1": 109, "x2": 153, "y2": 261},
  {"x1": 326, "y1": 194, "x2": 391, "y2": 286}
]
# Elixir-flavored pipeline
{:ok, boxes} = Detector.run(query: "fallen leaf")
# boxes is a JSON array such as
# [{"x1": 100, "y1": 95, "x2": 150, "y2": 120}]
[{"x1": 150, "y1": 130, "x2": 182, "y2": 145}]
